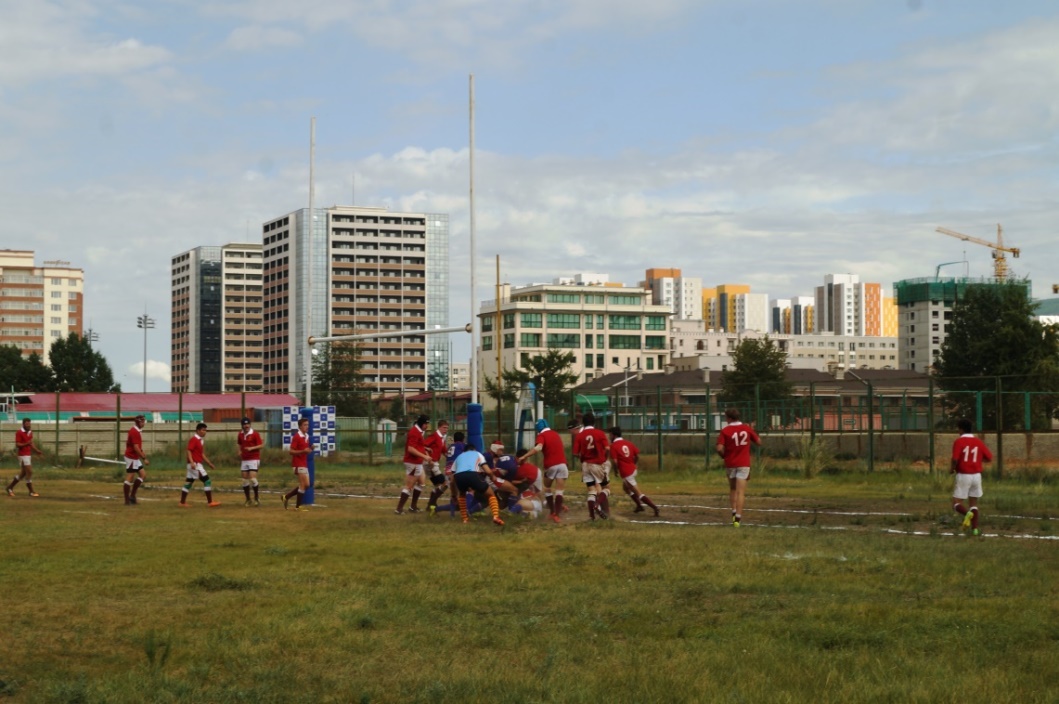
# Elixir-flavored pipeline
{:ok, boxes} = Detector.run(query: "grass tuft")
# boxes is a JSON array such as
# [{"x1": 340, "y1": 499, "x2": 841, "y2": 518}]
[
  {"x1": 798, "y1": 436, "x2": 833, "y2": 478},
  {"x1": 187, "y1": 572, "x2": 253, "y2": 592}
]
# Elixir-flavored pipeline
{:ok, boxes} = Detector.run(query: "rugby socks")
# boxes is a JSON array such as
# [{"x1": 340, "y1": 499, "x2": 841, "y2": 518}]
[
  {"x1": 295, "y1": 489, "x2": 304, "y2": 508},
  {"x1": 242, "y1": 482, "x2": 251, "y2": 501},
  {"x1": 488, "y1": 495, "x2": 501, "y2": 520},
  {"x1": 587, "y1": 494, "x2": 597, "y2": 520},
  {"x1": 626, "y1": 486, "x2": 644, "y2": 509},
  {"x1": 545, "y1": 493, "x2": 554, "y2": 512},
  {"x1": 969, "y1": 506, "x2": 979, "y2": 529},
  {"x1": 396, "y1": 490, "x2": 410, "y2": 512},
  {"x1": 131, "y1": 477, "x2": 143, "y2": 500},
  {"x1": 205, "y1": 488, "x2": 215, "y2": 504},
  {"x1": 553, "y1": 493, "x2": 564, "y2": 515},
  {"x1": 641, "y1": 494, "x2": 659, "y2": 514},
  {"x1": 458, "y1": 495, "x2": 468, "y2": 522},
  {"x1": 123, "y1": 481, "x2": 132, "y2": 503},
  {"x1": 953, "y1": 503, "x2": 968, "y2": 515},
  {"x1": 597, "y1": 490, "x2": 611, "y2": 516},
  {"x1": 410, "y1": 487, "x2": 422, "y2": 510},
  {"x1": 6, "y1": 476, "x2": 20, "y2": 492},
  {"x1": 251, "y1": 479, "x2": 259, "y2": 500}
]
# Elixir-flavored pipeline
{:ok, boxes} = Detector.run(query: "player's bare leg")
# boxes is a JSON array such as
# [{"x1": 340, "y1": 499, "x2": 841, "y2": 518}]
[{"x1": 729, "y1": 476, "x2": 747, "y2": 526}]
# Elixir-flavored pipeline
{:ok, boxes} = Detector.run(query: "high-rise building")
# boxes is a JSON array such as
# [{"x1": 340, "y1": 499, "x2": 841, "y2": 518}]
[
  {"x1": 642, "y1": 268, "x2": 703, "y2": 320},
  {"x1": 478, "y1": 279, "x2": 672, "y2": 386},
  {"x1": 0, "y1": 250, "x2": 83, "y2": 364},
  {"x1": 171, "y1": 243, "x2": 263, "y2": 393},
  {"x1": 771, "y1": 296, "x2": 815, "y2": 334},
  {"x1": 260, "y1": 206, "x2": 449, "y2": 398},
  {"x1": 703, "y1": 284, "x2": 753, "y2": 332},
  {"x1": 894, "y1": 277, "x2": 1029, "y2": 372}
]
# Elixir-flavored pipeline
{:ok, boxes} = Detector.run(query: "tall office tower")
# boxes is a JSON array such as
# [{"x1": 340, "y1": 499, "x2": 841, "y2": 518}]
[
  {"x1": 0, "y1": 250, "x2": 83, "y2": 365},
  {"x1": 641, "y1": 268, "x2": 703, "y2": 320},
  {"x1": 171, "y1": 243, "x2": 263, "y2": 393},
  {"x1": 771, "y1": 296, "x2": 815, "y2": 334},
  {"x1": 260, "y1": 206, "x2": 449, "y2": 398}
]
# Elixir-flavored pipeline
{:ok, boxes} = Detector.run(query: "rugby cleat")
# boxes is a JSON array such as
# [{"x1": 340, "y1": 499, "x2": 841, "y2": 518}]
[
  {"x1": 253, "y1": 499, "x2": 260, "y2": 507},
  {"x1": 244, "y1": 498, "x2": 253, "y2": 507},
  {"x1": 28, "y1": 492, "x2": 40, "y2": 497},
  {"x1": 492, "y1": 516, "x2": 505, "y2": 526},
  {"x1": 428, "y1": 506, "x2": 436, "y2": 516},
  {"x1": 208, "y1": 501, "x2": 221, "y2": 508},
  {"x1": 961, "y1": 512, "x2": 973, "y2": 530},
  {"x1": 5, "y1": 488, "x2": 14, "y2": 497},
  {"x1": 549, "y1": 513, "x2": 561, "y2": 524},
  {"x1": 633, "y1": 505, "x2": 645, "y2": 513},
  {"x1": 282, "y1": 495, "x2": 290, "y2": 510},
  {"x1": 178, "y1": 502, "x2": 190, "y2": 508},
  {"x1": 971, "y1": 528, "x2": 981, "y2": 537}
]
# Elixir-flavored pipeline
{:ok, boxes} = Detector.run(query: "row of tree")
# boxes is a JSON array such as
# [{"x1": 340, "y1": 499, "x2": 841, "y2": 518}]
[{"x1": 0, "y1": 334, "x2": 118, "y2": 393}]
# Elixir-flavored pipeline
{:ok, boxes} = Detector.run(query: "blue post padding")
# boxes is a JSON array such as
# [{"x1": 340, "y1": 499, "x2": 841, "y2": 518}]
[
  {"x1": 467, "y1": 403, "x2": 484, "y2": 455},
  {"x1": 300, "y1": 407, "x2": 315, "y2": 505}
]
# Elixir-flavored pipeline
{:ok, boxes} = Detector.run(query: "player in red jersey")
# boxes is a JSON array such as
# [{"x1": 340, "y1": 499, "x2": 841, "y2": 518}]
[
  {"x1": 951, "y1": 418, "x2": 992, "y2": 537},
  {"x1": 123, "y1": 415, "x2": 149, "y2": 505},
  {"x1": 6, "y1": 418, "x2": 44, "y2": 497},
  {"x1": 609, "y1": 426, "x2": 659, "y2": 516},
  {"x1": 238, "y1": 417, "x2": 265, "y2": 506},
  {"x1": 282, "y1": 417, "x2": 314, "y2": 511},
  {"x1": 518, "y1": 419, "x2": 570, "y2": 523},
  {"x1": 396, "y1": 415, "x2": 432, "y2": 514},
  {"x1": 424, "y1": 419, "x2": 450, "y2": 514},
  {"x1": 573, "y1": 412, "x2": 611, "y2": 520},
  {"x1": 715, "y1": 408, "x2": 761, "y2": 527},
  {"x1": 180, "y1": 423, "x2": 219, "y2": 507}
]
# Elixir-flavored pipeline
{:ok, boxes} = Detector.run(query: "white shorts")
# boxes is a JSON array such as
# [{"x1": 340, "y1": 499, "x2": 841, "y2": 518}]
[
  {"x1": 186, "y1": 463, "x2": 208, "y2": 481},
  {"x1": 241, "y1": 460, "x2": 260, "y2": 473},
  {"x1": 544, "y1": 463, "x2": 569, "y2": 481},
  {"x1": 19, "y1": 455, "x2": 32, "y2": 467},
  {"x1": 293, "y1": 466, "x2": 309, "y2": 476},
  {"x1": 404, "y1": 462, "x2": 424, "y2": 478},
  {"x1": 125, "y1": 458, "x2": 143, "y2": 472},
  {"x1": 726, "y1": 466, "x2": 750, "y2": 481},
  {"x1": 581, "y1": 462, "x2": 607, "y2": 486},
  {"x1": 953, "y1": 473, "x2": 983, "y2": 500},
  {"x1": 622, "y1": 470, "x2": 639, "y2": 487}
]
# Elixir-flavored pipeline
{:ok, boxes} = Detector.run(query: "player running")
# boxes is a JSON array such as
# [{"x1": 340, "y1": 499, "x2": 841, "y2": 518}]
[
  {"x1": 396, "y1": 415, "x2": 432, "y2": 514},
  {"x1": 123, "y1": 414, "x2": 149, "y2": 505},
  {"x1": 573, "y1": 412, "x2": 610, "y2": 520},
  {"x1": 518, "y1": 419, "x2": 570, "y2": 523},
  {"x1": 6, "y1": 418, "x2": 44, "y2": 497},
  {"x1": 951, "y1": 418, "x2": 992, "y2": 537},
  {"x1": 609, "y1": 426, "x2": 659, "y2": 516},
  {"x1": 715, "y1": 408, "x2": 761, "y2": 527},
  {"x1": 180, "y1": 423, "x2": 220, "y2": 507},
  {"x1": 424, "y1": 419, "x2": 450, "y2": 514},
  {"x1": 282, "y1": 417, "x2": 314, "y2": 511}
]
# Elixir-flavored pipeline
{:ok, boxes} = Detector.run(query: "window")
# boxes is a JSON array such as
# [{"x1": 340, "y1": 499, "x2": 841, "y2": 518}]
[
  {"x1": 503, "y1": 313, "x2": 515, "y2": 329},
  {"x1": 521, "y1": 313, "x2": 541, "y2": 328},
  {"x1": 546, "y1": 333, "x2": 580, "y2": 348},
  {"x1": 609, "y1": 315, "x2": 641, "y2": 330},
  {"x1": 482, "y1": 335, "x2": 493, "y2": 351},
  {"x1": 585, "y1": 355, "x2": 593, "y2": 368},
  {"x1": 547, "y1": 313, "x2": 580, "y2": 328},
  {"x1": 68, "y1": 292, "x2": 77, "y2": 299},
  {"x1": 645, "y1": 336, "x2": 666, "y2": 350},
  {"x1": 609, "y1": 295, "x2": 640, "y2": 306},
  {"x1": 482, "y1": 317, "x2": 493, "y2": 332},
  {"x1": 646, "y1": 357, "x2": 654, "y2": 370},
  {"x1": 585, "y1": 335, "x2": 593, "y2": 349},
  {"x1": 503, "y1": 333, "x2": 515, "y2": 349},
  {"x1": 585, "y1": 316, "x2": 593, "y2": 329},
  {"x1": 609, "y1": 335, "x2": 641, "y2": 349},
  {"x1": 597, "y1": 335, "x2": 605, "y2": 349},
  {"x1": 520, "y1": 333, "x2": 541, "y2": 347},
  {"x1": 51, "y1": 291, "x2": 61, "y2": 298},
  {"x1": 910, "y1": 325, "x2": 915, "y2": 333},
  {"x1": 932, "y1": 323, "x2": 939, "y2": 331},
  {"x1": 51, "y1": 304, "x2": 62, "y2": 311},
  {"x1": 50, "y1": 316, "x2": 61, "y2": 324},
  {"x1": 596, "y1": 354, "x2": 604, "y2": 368},
  {"x1": 584, "y1": 294, "x2": 605, "y2": 304},
  {"x1": 547, "y1": 293, "x2": 580, "y2": 303},
  {"x1": 645, "y1": 315, "x2": 666, "y2": 330},
  {"x1": 521, "y1": 352, "x2": 531, "y2": 367}
]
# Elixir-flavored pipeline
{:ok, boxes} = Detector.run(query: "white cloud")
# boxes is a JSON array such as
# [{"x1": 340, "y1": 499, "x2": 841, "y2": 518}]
[
  {"x1": 128, "y1": 360, "x2": 172, "y2": 385},
  {"x1": 223, "y1": 25, "x2": 303, "y2": 51}
]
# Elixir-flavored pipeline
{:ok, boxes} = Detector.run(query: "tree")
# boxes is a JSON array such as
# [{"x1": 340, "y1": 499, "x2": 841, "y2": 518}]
[
  {"x1": 718, "y1": 336, "x2": 793, "y2": 427},
  {"x1": 49, "y1": 333, "x2": 118, "y2": 392},
  {"x1": 493, "y1": 349, "x2": 578, "y2": 412},
  {"x1": 311, "y1": 342, "x2": 370, "y2": 416},
  {"x1": 0, "y1": 347, "x2": 54, "y2": 392},
  {"x1": 934, "y1": 283, "x2": 1059, "y2": 431}
]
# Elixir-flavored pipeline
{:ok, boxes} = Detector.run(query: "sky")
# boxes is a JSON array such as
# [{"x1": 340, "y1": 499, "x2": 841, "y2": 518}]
[{"x1": 2, "y1": 0, "x2": 1058, "y2": 390}]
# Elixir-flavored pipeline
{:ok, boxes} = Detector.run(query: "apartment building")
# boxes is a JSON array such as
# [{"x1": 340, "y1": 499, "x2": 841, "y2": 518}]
[
  {"x1": 641, "y1": 268, "x2": 703, "y2": 320},
  {"x1": 0, "y1": 250, "x2": 83, "y2": 364},
  {"x1": 893, "y1": 277, "x2": 1029, "y2": 372},
  {"x1": 171, "y1": 243, "x2": 263, "y2": 393},
  {"x1": 478, "y1": 279, "x2": 672, "y2": 387},
  {"x1": 260, "y1": 206, "x2": 449, "y2": 398},
  {"x1": 771, "y1": 296, "x2": 815, "y2": 334}
]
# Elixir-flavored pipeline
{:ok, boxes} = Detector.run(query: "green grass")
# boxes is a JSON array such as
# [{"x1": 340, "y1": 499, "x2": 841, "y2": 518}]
[{"x1": 1, "y1": 458, "x2": 1058, "y2": 703}]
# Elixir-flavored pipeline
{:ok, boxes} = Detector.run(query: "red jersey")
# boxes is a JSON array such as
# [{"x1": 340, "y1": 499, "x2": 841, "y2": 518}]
[
  {"x1": 16, "y1": 429, "x2": 33, "y2": 457},
  {"x1": 717, "y1": 422, "x2": 760, "y2": 469},
  {"x1": 424, "y1": 430, "x2": 447, "y2": 463},
  {"x1": 125, "y1": 425, "x2": 143, "y2": 460},
  {"x1": 290, "y1": 431, "x2": 310, "y2": 468},
  {"x1": 403, "y1": 425, "x2": 427, "y2": 464},
  {"x1": 574, "y1": 426, "x2": 609, "y2": 464},
  {"x1": 952, "y1": 434, "x2": 991, "y2": 474},
  {"x1": 238, "y1": 428, "x2": 263, "y2": 461},
  {"x1": 536, "y1": 428, "x2": 567, "y2": 468},
  {"x1": 514, "y1": 462, "x2": 540, "y2": 484},
  {"x1": 187, "y1": 434, "x2": 206, "y2": 464},
  {"x1": 610, "y1": 438, "x2": 639, "y2": 478}
]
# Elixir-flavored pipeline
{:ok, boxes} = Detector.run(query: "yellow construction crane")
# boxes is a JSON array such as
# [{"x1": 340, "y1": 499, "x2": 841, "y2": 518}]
[{"x1": 935, "y1": 224, "x2": 1019, "y2": 281}]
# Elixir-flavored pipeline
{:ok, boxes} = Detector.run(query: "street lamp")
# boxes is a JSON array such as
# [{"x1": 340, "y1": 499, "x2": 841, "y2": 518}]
[
  {"x1": 84, "y1": 329, "x2": 99, "y2": 346},
  {"x1": 136, "y1": 314, "x2": 155, "y2": 393}
]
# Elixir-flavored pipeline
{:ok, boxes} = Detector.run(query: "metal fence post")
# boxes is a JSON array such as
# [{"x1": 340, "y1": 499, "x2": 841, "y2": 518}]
[
  {"x1": 54, "y1": 390, "x2": 60, "y2": 459},
  {"x1": 867, "y1": 381, "x2": 874, "y2": 472},
  {"x1": 704, "y1": 382, "x2": 711, "y2": 472},
  {"x1": 115, "y1": 394, "x2": 122, "y2": 457},
  {"x1": 928, "y1": 378, "x2": 935, "y2": 476},
  {"x1": 809, "y1": 381, "x2": 816, "y2": 444},
  {"x1": 656, "y1": 386, "x2": 663, "y2": 472},
  {"x1": 995, "y1": 376, "x2": 1003, "y2": 479}
]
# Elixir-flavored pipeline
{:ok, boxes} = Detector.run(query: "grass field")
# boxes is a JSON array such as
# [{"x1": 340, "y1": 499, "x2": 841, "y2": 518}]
[{"x1": 1, "y1": 453, "x2": 1058, "y2": 703}]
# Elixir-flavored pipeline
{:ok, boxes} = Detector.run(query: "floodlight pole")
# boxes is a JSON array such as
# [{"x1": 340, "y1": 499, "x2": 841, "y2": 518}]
[{"x1": 136, "y1": 313, "x2": 155, "y2": 393}]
